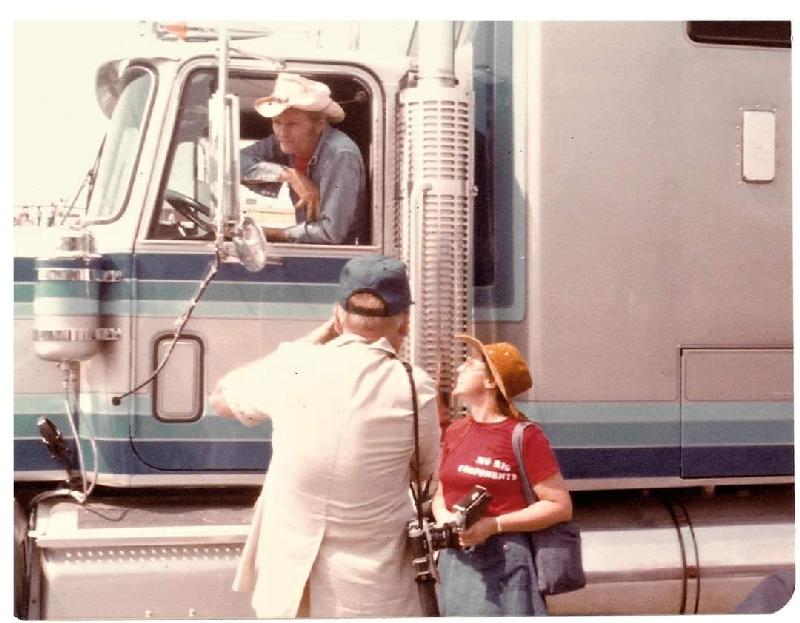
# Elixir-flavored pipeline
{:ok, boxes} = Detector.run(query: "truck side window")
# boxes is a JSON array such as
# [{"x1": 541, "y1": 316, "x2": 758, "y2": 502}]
[
  {"x1": 238, "y1": 73, "x2": 372, "y2": 245},
  {"x1": 472, "y1": 21, "x2": 514, "y2": 287},
  {"x1": 148, "y1": 71, "x2": 215, "y2": 241},
  {"x1": 148, "y1": 70, "x2": 372, "y2": 245},
  {"x1": 687, "y1": 21, "x2": 791, "y2": 48}
]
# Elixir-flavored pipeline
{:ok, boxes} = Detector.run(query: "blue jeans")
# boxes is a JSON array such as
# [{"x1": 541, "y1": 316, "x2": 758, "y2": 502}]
[{"x1": 437, "y1": 532, "x2": 548, "y2": 616}]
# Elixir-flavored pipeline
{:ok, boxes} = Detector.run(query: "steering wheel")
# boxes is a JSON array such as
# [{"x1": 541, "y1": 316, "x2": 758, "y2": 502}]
[{"x1": 163, "y1": 189, "x2": 213, "y2": 235}]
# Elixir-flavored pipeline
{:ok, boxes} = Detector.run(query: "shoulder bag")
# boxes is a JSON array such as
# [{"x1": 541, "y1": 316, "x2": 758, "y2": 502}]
[{"x1": 512, "y1": 421, "x2": 586, "y2": 596}]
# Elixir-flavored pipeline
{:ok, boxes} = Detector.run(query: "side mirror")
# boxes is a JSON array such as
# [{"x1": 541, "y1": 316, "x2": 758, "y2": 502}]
[
  {"x1": 207, "y1": 91, "x2": 241, "y2": 230},
  {"x1": 233, "y1": 217, "x2": 269, "y2": 272},
  {"x1": 207, "y1": 91, "x2": 270, "y2": 272}
]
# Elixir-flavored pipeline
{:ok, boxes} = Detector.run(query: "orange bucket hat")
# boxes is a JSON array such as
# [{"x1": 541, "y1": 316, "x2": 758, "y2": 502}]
[{"x1": 456, "y1": 335, "x2": 532, "y2": 419}]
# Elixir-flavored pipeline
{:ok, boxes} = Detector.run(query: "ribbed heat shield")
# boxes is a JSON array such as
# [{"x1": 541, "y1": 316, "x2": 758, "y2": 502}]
[{"x1": 396, "y1": 85, "x2": 473, "y2": 412}]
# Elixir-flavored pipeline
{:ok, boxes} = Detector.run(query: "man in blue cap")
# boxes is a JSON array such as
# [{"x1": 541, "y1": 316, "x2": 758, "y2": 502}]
[{"x1": 210, "y1": 255, "x2": 440, "y2": 618}]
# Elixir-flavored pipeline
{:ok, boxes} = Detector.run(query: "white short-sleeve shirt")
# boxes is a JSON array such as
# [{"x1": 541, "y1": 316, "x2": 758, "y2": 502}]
[{"x1": 218, "y1": 333, "x2": 440, "y2": 618}]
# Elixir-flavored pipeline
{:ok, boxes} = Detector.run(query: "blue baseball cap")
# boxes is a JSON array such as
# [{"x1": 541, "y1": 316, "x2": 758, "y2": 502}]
[{"x1": 338, "y1": 255, "x2": 412, "y2": 316}]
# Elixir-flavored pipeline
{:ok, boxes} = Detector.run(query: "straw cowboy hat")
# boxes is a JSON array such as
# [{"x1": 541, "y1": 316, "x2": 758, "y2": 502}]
[
  {"x1": 456, "y1": 335, "x2": 533, "y2": 419},
  {"x1": 254, "y1": 73, "x2": 345, "y2": 123}
]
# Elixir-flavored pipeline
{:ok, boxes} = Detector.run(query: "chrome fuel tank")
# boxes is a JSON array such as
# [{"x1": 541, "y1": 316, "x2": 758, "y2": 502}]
[{"x1": 547, "y1": 486, "x2": 793, "y2": 615}]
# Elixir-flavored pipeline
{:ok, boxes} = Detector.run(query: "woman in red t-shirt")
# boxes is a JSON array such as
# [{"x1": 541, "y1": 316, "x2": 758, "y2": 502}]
[{"x1": 432, "y1": 336, "x2": 573, "y2": 616}]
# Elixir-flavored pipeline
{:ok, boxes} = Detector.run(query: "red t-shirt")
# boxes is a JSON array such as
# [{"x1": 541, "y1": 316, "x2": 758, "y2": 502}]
[{"x1": 439, "y1": 417, "x2": 560, "y2": 517}]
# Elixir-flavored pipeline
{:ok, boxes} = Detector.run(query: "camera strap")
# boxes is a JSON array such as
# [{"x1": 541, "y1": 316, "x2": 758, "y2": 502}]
[
  {"x1": 399, "y1": 359, "x2": 442, "y2": 617},
  {"x1": 400, "y1": 360, "x2": 426, "y2": 528}
]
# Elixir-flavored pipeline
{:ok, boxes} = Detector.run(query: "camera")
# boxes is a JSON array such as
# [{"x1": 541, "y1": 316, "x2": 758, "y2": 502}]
[
  {"x1": 431, "y1": 484, "x2": 492, "y2": 550},
  {"x1": 407, "y1": 485, "x2": 492, "y2": 616},
  {"x1": 407, "y1": 484, "x2": 492, "y2": 568}
]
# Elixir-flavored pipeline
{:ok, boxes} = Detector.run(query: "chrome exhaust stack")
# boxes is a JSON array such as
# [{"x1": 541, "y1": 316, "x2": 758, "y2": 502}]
[{"x1": 397, "y1": 21, "x2": 473, "y2": 419}]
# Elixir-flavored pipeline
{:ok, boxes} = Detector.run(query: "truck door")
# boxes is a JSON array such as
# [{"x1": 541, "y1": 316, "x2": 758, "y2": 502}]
[{"x1": 129, "y1": 61, "x2": 387, "y2": 474}]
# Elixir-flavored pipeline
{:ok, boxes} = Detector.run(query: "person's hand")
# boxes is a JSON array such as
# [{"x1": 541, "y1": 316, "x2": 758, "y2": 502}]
[
  {"x1": 209, "y1": 382, "x2": 237, "y2": 419},
  {"x1": 458, "y1": 516, "x2": 498, "y2": 548},
  {"x1": 434, "y1": 510, "x2": 458, "y2": 526},
  {"x1": 299, "y1": 316, "x2": 340, "y2": 345},
  {"x1": 280, "y1": 168, "x2": 321, "y2": 221}
]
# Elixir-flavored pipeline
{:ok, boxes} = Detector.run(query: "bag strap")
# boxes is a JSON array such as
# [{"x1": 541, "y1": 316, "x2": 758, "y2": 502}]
[{"x1": 512, "y1": 421, "x2": 539, "y2": 506}]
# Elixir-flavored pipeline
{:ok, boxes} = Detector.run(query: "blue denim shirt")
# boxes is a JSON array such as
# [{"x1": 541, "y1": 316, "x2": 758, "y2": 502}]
[{"x1": 241, "y1": 125, "x2": 368, "y2": 244}]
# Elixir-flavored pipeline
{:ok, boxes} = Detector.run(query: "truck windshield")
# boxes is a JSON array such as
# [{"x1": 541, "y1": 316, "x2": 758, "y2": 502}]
[{"x1": 85, "y1": 68, "x2": 154, "y2": 222}]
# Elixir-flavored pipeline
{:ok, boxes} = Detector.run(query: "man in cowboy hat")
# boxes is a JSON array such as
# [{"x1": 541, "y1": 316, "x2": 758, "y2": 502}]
[
  {"x1": 210, "y1": 254, "x2": 440, "y2": 618},
  {"x1": 241, "y1": 73, "x2": 368, "y2": 245}
]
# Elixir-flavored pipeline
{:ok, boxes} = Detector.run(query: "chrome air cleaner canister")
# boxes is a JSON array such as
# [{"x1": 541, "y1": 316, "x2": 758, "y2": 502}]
[{"x1": 33, "y1": 229, "x2": 120, "y2": 362}]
